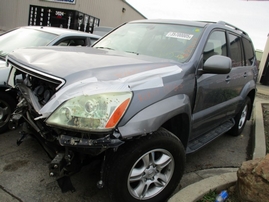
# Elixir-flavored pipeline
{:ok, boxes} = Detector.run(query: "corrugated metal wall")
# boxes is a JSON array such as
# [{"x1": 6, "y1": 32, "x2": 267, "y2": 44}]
[{"x1": 0, "y1": 0, "x2": 146, "y2": 31}]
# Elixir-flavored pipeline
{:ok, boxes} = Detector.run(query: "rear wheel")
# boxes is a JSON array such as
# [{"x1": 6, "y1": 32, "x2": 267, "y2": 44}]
[
  {"x1": 230, "y1": 97, "x2": 251, "y2": 136},
  {"x1": 0, "y1": 93, "x2": 16, "y2": 134},
  {"x1": 105, "y1": 128, "x2": 186, "y2": 202}
]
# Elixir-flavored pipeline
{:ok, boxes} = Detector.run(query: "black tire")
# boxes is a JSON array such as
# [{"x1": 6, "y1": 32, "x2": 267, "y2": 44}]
[
  {"x1": 230, "y1": 97, "x2": 251, "y2": 136},
  {"x1": 0, "y1": 93, "x2": 16, "y2": 134},
  {"x1": 105, "y1": 128, "x2": 186, "y2": 202}
]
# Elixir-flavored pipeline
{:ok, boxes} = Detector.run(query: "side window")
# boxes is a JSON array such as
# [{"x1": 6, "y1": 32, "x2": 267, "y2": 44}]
[
  {"x1": 242, "y1": 37, "x2": 255, "y2": 66},
  {"x1": 228, "y1": 34, "x2": 243, "y2": 67},
  {"x1": 57, "y1": 40, "x2": 69, "y2": 46},
  {"x1": 90, "y1": 38, "x2": 98, "y2": 46},
  {"x1": 55, "y1": 38, "x2": 86, "y2": 46},
  {"x1": 203, "y1": 31, "x2": 227, "y2": 63}
]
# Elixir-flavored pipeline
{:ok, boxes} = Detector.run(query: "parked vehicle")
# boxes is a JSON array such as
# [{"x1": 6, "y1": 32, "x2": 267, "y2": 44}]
[
  {"x1": 0, "y1": 26, "x2": 100, "y2": 133},
  {"x1": 6, "y1": 19, "x2": 257, "y2": 202},
  {"x1": 93, "y1": 26, "x2": 113, "y2": 36}
]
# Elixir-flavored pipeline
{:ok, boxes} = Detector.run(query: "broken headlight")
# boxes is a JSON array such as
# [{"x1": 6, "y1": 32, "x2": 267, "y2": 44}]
[{"x1": 46, "y1": 92, "x2": 132, "y2": 132}]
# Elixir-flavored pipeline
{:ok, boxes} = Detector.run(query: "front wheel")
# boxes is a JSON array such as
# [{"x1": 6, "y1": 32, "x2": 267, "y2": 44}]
[
  {"x1": 105, "y1": 128, "x2": 186, "y2": 202},
  {"x1": 230, "y1": 97, "x2": 251, "y2": 136}
]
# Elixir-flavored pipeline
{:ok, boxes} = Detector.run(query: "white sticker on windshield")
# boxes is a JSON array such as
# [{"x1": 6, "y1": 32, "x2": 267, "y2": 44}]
[{"x1": 166, "y1": 32, "x2": 194, "y2": 40}]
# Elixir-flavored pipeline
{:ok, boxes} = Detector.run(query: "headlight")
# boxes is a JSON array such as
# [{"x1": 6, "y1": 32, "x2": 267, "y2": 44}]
[{"x1": 46, "y1": 92, "x2": 132, "y2": 132}]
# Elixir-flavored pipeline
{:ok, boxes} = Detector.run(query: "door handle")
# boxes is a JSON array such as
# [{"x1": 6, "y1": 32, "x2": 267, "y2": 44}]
[{"x1": 244, "y1": 72, "x2": 247, "y2": 78}]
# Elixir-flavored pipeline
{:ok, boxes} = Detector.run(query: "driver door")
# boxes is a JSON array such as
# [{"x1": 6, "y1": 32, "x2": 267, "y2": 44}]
[{"x1": 191, "y1": 30, "x2": 234, "y2": 139}]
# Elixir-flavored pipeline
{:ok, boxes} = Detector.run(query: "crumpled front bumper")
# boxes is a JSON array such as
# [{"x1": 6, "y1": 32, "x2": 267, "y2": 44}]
[{"x1": 59, "y1": 134, "x2": 124, "y2": 148}]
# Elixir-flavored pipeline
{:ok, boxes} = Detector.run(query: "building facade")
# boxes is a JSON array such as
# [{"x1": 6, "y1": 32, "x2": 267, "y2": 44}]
[
  {"x1": 0, "y1": 0, "x2": 146, "y2": 32},
  {"x1": 258, "y1": 33, "x2": 269, "y2": 85}
]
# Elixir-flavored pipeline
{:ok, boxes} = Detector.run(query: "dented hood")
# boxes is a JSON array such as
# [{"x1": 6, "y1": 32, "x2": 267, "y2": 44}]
[
  {"x1": 7, "y1": 46, "x2": 178, "y2": 83},
  {"x1": 7, "y1": 46, "x2": 184, "y2": 117}
]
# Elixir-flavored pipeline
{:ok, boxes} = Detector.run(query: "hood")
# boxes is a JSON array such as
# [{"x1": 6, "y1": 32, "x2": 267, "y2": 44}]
[
  {"x1": 8, "y1": 47, "x2": 185, "y2": 117},
  {"x1": 8, "y1": 46, "x2": 180, "y2": 83}
]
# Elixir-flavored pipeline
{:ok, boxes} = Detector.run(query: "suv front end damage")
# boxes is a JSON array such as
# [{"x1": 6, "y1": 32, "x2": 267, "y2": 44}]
[
  {"x1": 5, "y1": 19, "x2": 257, "y2": 202},
  {"x1": 7, "y1": 58, "x2": 129, "y2": 178}
]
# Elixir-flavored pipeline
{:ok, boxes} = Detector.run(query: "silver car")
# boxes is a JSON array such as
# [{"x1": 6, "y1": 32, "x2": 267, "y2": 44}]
[{"x1": 0, "y1": 26, "x2": 100, "y2": 133}]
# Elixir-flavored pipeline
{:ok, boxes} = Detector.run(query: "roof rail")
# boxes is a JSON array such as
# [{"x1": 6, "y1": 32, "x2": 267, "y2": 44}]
[
  {"x1": 197, "y1": 21, "x2": 248, "y2": 36},
  {"x1": 197, "y1": 20, "x2": 216, "y2": 24},
  {"x1": 217, "y1": 21, "x2": 248, "y2": 36}
]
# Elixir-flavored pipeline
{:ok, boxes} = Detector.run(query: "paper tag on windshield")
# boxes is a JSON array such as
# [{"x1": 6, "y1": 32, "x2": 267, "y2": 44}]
[{"x1": 166, "y1": 32, "x2": 193, "y2": 40}]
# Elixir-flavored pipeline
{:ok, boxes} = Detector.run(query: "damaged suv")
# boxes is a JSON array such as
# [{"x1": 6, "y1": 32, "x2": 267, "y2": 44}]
[{"x1": 6, "y1": 19, "x2": 257, "y2": 202}]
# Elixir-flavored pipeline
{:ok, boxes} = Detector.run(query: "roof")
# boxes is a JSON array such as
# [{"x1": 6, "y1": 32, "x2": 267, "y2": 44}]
[
  {"x1": 14, "y1": 26, "x2": 101, "y2": 38},
  {"x1": 127, "y1": 19, "x2": 249, "y2": 36},
  {"x1": 128, "y1": 19, "x2": 209, "y2": 27}
]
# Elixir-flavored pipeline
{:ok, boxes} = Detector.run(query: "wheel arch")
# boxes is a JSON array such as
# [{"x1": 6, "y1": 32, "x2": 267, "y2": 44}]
[
  {"x1": 161, "y1": 113, "x2": 190, "y2": 149},
  {"x1": 238, "y1": 80, "x2": 256, "y2": 120},
  {"x1": 246, "y1": 88, "x2": 256, "y2": 120}
]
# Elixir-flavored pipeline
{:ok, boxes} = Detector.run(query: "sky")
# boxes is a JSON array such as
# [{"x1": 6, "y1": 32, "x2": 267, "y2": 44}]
[{"x1": 126, "y1": 0, "x2": 269, "y2": 51}]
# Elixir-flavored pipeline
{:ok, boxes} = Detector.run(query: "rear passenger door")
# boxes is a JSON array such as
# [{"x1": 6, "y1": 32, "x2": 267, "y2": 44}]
[
  {"x1": 225, "y1": 33, "x2": 246, "y2": 115},
  {"x1": 227, "y1": 33, "x2": 257, "y2": 114}
]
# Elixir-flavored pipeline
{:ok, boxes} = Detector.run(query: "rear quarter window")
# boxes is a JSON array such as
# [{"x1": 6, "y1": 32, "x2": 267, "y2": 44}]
[{"x1": 242, "y1": 37, "x2": 255, "y2": 66}]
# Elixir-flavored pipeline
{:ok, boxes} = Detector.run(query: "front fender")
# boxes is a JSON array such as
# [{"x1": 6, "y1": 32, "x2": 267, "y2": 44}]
[{"x1": 118, "y1": 94, "x2": 191, "y2": 138}]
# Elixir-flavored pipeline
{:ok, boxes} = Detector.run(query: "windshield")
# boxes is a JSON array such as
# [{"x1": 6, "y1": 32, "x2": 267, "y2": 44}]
[
  {"x1": 0, "y1": 28, "x2": 57, "y2": 58},
  {"x1": 93, "y1": 22, "x2": 203, "y2": 62}
]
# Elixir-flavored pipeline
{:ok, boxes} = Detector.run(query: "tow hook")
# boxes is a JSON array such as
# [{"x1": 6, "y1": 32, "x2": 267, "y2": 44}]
[{"x1": 49, "y1": 153, "x2": 65, "y2": 177}]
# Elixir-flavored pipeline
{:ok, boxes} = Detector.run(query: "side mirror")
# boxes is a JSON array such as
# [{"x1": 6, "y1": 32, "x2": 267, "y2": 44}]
[{"x1": 202, "y1": 55, "x2": 232, "y2": 74}]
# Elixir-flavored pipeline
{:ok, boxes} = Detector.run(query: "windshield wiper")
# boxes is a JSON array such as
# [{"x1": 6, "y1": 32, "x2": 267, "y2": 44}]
[
  {"x1": 125, "y1": 51, "x2": 139, "y2": 55},
  {"x1": 95, "y1": 47, "x2": 139, "y2": 55},
  {"x1": 95, "y1": 47, "x2": 115, "y2": 51}
]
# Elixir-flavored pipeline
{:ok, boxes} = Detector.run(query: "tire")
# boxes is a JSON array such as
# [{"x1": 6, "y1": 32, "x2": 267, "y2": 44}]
[
  {"x1": 0, "y1": 93, "x2": 16, "y2": 134},
  {"x1": 230, "y1": 97, "x2": 251, "y2": 136},
  {"x1": 105, "y1": 128, "x2": 186, "y2": 202}
]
